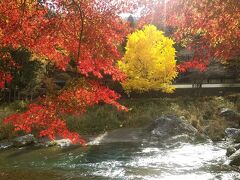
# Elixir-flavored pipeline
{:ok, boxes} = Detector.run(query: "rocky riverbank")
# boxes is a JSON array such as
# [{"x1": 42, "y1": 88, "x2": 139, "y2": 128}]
[
  {"x1": 1, "y1": 114, "x2": 240, "y2": 172},
  {"x1": 1, "y1": 95, "x2": 240, "y2": 141}
]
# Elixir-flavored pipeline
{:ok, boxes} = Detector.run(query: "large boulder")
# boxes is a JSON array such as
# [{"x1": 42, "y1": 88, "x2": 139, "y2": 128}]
[
  {"x1": 220, "y1": 108, "x2": 240, "y2": 126},
  {"x1": 229, "y1": 149, "x2": 240, "y2": 166},
  {"x1": 147, "y1": 115, "x2": 204, "y2": 142}
]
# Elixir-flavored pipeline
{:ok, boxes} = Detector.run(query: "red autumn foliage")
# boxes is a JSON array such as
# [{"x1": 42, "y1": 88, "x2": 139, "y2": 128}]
[
  {"x1": 0, "y1": 0, "x2": 132, "y2": 144},
  {"x1": 3, "y1": 80, "x2": 128, "y2": 144},
  {"x1": 140, "y1": 0, "x2": 240, "y2": 72},
  {"x1": 0, "y1": 51, "x2": 16, "y2": 88},
  {"x1": 3, "y1": 103, "x2": 85, "y2": 144}
]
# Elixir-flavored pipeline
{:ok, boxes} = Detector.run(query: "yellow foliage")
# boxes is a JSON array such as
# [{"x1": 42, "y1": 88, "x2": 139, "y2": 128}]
[{"x1": 118, "y1": 25, "x2": 178, "y2": 93}]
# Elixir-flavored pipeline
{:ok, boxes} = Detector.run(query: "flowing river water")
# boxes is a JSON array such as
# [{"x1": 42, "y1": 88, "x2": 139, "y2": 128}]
[{"x1": 0, "y1": 141, "x2": 239, "y2": 180}]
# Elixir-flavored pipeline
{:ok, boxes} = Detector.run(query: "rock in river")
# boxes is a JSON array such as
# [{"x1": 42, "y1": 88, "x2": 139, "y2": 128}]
[
  {"x1": 54, "y1": 139, "x2": 72, "y2": 148},
  {"x1": 229, "y1": 149, "x2": 240, "y2": 166},
  {"x1": 147, "y1": 115, "x2": 205, "y2": 142},
  {"x1": 13, "y1": 134, "x2": 36, "y2": 147},
  {"x1": 0, "y1": 141, "x2": 13, "y2": 150},
  {"x1": 226, "y1": 146, "x2": 237, "y2": 157},
  {"x1": 36, "y1": 137, "x2": 72, "y2": 148}
]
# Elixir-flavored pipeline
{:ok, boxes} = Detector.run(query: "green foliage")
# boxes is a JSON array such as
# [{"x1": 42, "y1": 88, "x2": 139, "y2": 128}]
[
  {"x1": 0, "y1": 48, "x2": 51, "y2": 102},
  {"x1": 9, "y1": 48, "x2": 47, "y2": 93},
  {"x1": 118, "y1": 25, "x2": 178, "y2": 93}
]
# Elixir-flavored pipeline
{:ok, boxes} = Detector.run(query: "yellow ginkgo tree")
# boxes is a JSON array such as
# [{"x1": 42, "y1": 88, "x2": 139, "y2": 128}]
[{"x1": 118, "y1": 25, "x2": 178, "y2": 93}]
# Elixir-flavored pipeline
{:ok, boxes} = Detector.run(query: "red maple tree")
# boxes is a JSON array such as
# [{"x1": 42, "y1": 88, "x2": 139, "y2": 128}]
[
  {"x1": 0, "y1": 0, "x2": 131, "y2": 144},
  {"x1": 140, "y1": 0, "x2": 240, "y2": 72}
]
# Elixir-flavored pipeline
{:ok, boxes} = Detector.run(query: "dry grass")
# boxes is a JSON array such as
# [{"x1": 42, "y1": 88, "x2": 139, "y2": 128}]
[
  {"x1": 66, "y1": 94, "x2": 240, "y2": 140},
  {"x1": 1, "y1": 94, "x2": 240, "y2": 140}
]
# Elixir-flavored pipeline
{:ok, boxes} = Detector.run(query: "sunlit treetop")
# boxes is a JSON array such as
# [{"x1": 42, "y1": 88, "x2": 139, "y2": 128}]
[{"x1": 118, "y1": 25, "x2": 178, "y2": 93}]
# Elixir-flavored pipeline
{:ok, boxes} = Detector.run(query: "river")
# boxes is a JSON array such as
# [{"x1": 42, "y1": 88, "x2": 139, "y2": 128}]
[{"x1": 0, "y1": 141, "x2": 239, "y2": 180}]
